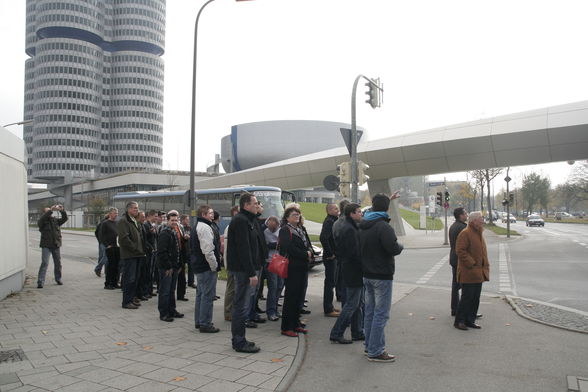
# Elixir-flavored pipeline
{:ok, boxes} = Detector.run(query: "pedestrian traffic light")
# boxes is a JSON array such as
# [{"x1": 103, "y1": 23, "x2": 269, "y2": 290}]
[
  {"x1": 365, "y1": 78, "x2": 382, "y2": 109},
  {"x1": 358, "y1": 160, "x2": 370, "y2": 185},
  {"x1": 444, "y1": 191, "x2": 450, "y2": 202},
  {"x1": 436, "y1": 192, "x2": 442, "y2": 206},
  {"x1": 336, "y1": 161, "x2": 351, "y2": 183}
]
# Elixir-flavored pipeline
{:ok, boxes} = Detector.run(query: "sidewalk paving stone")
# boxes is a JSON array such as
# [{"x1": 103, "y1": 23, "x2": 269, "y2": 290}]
[{"x1": 3, "y1": 243, "x2": 304, "y2": 392}]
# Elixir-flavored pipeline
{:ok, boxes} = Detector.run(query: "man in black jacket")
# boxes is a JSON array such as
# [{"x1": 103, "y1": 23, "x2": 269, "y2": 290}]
[
  {"x1": 37, "y1": 205, "x2": 68, "y2": 288},
  {"x1": 157, "y1": 212, "x2": 183, "y2": 322},
  {"x1": 330, "y1": 203, "x2": 364, "y2": 344},
  {"x1": 320, "y1": 203, "x2": 340, "y2": 317},
  {"x1": 117, "y1": 201, "x2": 145, "y2": 309},
  {"x1": 449, "y1": 207, "x2": 468, "y2": 316},
  {"x1": 226, "y1": 193, "x2": 262, "y2": 353},
  {"x1": 142, "y1": 210, "x2": 158, "y2": 297},
  {"x1": 100, "y1": 208, "x2": 120, "y2": 290},
  {"x1": 359, "y1": 193, "x2": 403, "y2": 363}
]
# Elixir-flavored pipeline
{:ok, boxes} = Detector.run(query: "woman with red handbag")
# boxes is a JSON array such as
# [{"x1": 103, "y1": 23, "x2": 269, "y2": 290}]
[{"x1": 279, "y1": 206, "x2": 313, "y2": 337}]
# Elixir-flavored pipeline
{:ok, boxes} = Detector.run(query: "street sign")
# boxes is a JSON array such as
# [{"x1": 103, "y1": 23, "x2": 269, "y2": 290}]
[
  {"x1": 323, "y1": 175, "x2": 340, "y2": 191},
  {"x1": 428, "y1": 181, "x2": 445, "y2": 187},
  {"x1": 340, "y1": 128, "x2": 363, "y2": 157},
  {"x1": 505, "y1": 176, "x2": 511, "y2": 183}
]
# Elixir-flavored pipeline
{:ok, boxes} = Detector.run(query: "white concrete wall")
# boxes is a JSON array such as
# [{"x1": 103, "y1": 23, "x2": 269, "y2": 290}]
[{"x1": 0, "y1": 128, "x2": 28, "y2": 300}]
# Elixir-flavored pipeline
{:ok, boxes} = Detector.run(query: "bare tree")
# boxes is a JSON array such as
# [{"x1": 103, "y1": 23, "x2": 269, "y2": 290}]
[
  {"x1": 484, "y1": 168, "x2": 503, "y2": 224},
  {"x1": 468, "y1": 170, "x2": 486, "y2": 212}
]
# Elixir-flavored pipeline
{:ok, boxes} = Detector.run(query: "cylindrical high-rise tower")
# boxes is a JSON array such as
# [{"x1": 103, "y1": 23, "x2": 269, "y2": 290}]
[{"x1": 24, "y1": 0, "x2": 165, "y2": 181}]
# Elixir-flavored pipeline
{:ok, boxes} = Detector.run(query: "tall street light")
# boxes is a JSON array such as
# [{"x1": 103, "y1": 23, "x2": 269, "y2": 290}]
[{"x1": 189, "y1": 0, "x2": 253, "y2": 222}]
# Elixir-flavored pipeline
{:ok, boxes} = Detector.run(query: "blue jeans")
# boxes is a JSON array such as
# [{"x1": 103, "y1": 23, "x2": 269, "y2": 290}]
[
  {"x1": 363, "y1": 278, "x2": 393, "y2": 357},
  {"x1": 95, "y1": 243, "x2": 108, "y2": 273},
  {"x1": 121, "y1": 257, "x2": 140, "y2": 307},
  {"x1": 195, "y1": 270, "x2": 218, "y2": 327},
  {"x1": 247, "y1": 269, "x2": 262, "y2": 320},
  {"x1": 158, "y1": 268, "x2": 178, "y2": 318},
  {"x1": 231, "y1": 271, "x2": 255, "y2": 350},
  {"x1": 38, "y1": 247, "x2": 62, "y2": 285},
  {"x1": 265, "y1": 263, "x2": 284, "y2": 317},
  {"x1": 330, "y1": 286, "x2": 364, "y2": 339}
]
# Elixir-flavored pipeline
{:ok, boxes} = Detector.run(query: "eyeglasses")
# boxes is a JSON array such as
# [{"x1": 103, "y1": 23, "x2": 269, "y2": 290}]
[{"x1": 290, "y1": 213, "x2": 301, "y2": 217}]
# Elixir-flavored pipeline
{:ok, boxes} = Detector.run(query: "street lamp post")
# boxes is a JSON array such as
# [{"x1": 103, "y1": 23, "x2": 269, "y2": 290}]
[
  {"x1": 3, "y1": 119, "x2": 33, "y2": 128},
  {"x1": 189, "y1": 0, "x2": 253, "y2": 224},
  {"x1": 189, "y1": 0, "x2": 216, "y2": 223}
]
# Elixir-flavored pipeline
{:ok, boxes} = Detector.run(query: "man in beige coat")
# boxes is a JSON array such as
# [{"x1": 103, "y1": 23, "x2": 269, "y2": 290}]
[{"x1": 454, "y1": 211, "x2": 490, "y2": 330}]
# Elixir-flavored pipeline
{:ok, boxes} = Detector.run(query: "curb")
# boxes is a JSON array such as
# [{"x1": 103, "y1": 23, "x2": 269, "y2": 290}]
[
  {"x1": 505, "y1": 295, "x2": 588, "y2": 334},
  {"x1": 275, "y1": 333, "x2": 307, "y2": 392}
]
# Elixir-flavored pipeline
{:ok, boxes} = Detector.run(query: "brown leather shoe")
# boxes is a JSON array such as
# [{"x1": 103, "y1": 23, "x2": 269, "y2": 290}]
[
  {"x1": 325, "y1": 311, "x2": 340, "y2": 318},
  {"x1": 465, "y1": 322, "x2": 481, "y2": 329},
  {"x1": 454, "y1": 322, "x2": 468, "y2": 330},
  {"x1": 123, "y1": 303, "x2": 138, "y2": 309}
]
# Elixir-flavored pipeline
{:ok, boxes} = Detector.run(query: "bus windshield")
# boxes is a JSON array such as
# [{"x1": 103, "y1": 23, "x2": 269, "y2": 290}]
[{"x1": 253, "y1": 190, "x2": 284, "y2": 220}]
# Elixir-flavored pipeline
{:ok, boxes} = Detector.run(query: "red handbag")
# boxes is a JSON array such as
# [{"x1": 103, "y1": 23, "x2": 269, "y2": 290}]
[
  {"x1": 268, "y1": 253, "x2": 289, "y2": 279},
  {"x1": 268, "y1": 228, "x2": 291, "y2": 278}
]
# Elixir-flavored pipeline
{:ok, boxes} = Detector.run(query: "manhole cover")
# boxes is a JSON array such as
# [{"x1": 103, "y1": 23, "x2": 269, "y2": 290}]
[{"x1": 0, "y1": 349, "x2": 27, "y2": 363}]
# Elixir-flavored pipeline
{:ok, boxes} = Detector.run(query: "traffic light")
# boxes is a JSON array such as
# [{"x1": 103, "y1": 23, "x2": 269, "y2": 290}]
[
  {"x1": 339, "y1": 183, "x2": 351, "y2": 199},
  {"x1": 436, "y1": 192, "x2": 442, "y2": 206},
  {"x1": 365, "y1": 78, "x2": 382, "y2": 109},
  {"x1": 358, "y1": 160, "x2": 370, "y2": 185},
  {"x1": 509, "y1": 193, "x2": 514, "y2": 204},
  {"x1": 336, "y1": 161, "x2": 351, "y2": 183},
  {"x1": 444, "y1": 191, "x2": 450, "y2": 202},
  {"x1": 502, "y1": 199, "x2": 508, "y2": 206}
]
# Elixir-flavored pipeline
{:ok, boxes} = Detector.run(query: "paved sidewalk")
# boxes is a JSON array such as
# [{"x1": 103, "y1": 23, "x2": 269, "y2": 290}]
[{"x1": 0, "y1": 248, "x2": 300, "y2": 392}]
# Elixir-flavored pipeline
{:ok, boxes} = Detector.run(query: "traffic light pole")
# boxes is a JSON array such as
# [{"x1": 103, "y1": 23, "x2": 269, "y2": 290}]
[
  {"x1": 350, "y1": 75, "x2": 382, "y2": 202},
  {"x1": 350, "y1": 75, "x2": 362, "y2": 203},
  {"x1": 443, "y1": 178, "x2": 448, "y2": 245},
  {"x1": 506, "y1": 168, "x2": 511, "y2": 238}
]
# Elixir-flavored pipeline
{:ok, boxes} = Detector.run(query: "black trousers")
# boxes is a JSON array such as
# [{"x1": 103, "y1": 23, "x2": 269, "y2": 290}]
[
  {"x1": 104, "y1": 247, "x2": 120, "y2": 288},
  {"x1": 455, "y1": 283, "x2": 482, "y2": 325},
  {"x1": 177, "y1": 262, "x2": 187, "y2": 300},
  {"x1": 323, "y1": 258, "x2": 336, "y2": 313},
  {"x1": 282, "y1": 268, "x2": 306, "y2": 332},
  {"x1": 451, "y1": 265, "x2": 461, "y2": 313}
]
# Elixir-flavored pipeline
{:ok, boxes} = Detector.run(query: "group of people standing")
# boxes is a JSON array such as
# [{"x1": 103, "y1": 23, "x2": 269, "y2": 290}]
[{"x1": 36, "y1": 192, "x2": 490, "y2": 362}]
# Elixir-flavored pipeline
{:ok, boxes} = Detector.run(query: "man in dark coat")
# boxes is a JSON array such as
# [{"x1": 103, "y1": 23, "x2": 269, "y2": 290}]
[
  {"x1": 226, "y1": 193, "x2": 262, "y2": 353},
  {"x1": 320, "y1": 203, "x2": 340, "y2": 317},
  {"x1": 449, "y1": 207, "x2": 468, "y2": 316},
  {"x1": 157, "y1": 212, "x2": 183, "y2": 322},
  {"x1": 100, "y1": 207, "x2": 120, "y2": 290},
  {"x1": 37, "y1": 205, "x2": 68, "y2": 288},
  {"x1": 359, "y1": 193, "x2": 403, "y2": 363},
  {"x1": 117, "y1": 201, "x2": 145, "y2": 309},
  {"x1": 329, "y1": 203, "x2": 364, "y2": 344}
]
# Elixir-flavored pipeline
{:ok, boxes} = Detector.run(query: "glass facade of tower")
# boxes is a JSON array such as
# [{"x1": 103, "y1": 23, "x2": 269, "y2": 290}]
[{"x1": 24, "y1": 0, "x2": 165, "y2": 180}]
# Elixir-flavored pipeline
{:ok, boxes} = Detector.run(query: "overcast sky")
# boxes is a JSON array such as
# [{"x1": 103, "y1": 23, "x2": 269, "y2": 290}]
[{"x1": 1, "y1": 0, "x2": 585, "y2": 189}]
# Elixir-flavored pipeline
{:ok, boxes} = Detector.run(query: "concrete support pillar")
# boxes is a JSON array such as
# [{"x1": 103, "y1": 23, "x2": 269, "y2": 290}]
[
  {"x1": 63, "y1": 184, "x2": 73, "y2": 212},
  {"x1": 367, "y1": 179, "x2": 405, "y2": 236}
]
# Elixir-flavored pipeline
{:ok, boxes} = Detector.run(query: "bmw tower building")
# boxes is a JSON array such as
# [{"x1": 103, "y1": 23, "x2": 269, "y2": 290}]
[{"x1": 24, "y1": 0, "x2": 165, "y2": 181}]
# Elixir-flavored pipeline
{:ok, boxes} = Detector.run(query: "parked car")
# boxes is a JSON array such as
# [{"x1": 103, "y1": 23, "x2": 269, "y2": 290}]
[
  {"x1": 501, "y1": 214, "x2": 516, "y2": 223},
  {"x1": 308, "y1": 244, "x2": 323, "y2": 269},
  {"x1": 526, "y1": 214, "x2": 545, "y2": 227},
  {"x1": 555, "y1": 211, "x2": 575, "y2": 220}
]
